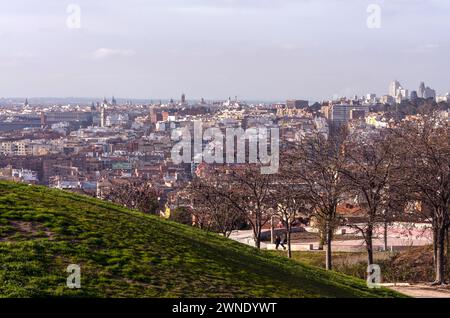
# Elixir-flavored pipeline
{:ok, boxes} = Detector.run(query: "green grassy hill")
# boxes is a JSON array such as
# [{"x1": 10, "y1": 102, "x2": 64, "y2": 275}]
[{"x1": 0, "y1": 181, "x2": 402, "y2": 298}]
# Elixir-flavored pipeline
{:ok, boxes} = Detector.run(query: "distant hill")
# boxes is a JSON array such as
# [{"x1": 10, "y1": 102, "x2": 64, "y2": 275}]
[{"x1": 0, "y1": 181, "x2": 402, "y2": 298}]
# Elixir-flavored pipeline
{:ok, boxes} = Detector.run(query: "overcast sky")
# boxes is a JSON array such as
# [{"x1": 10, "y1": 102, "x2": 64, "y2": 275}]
[{"x1": 1, "y1": 0, "x2": 449, "y2": 101}]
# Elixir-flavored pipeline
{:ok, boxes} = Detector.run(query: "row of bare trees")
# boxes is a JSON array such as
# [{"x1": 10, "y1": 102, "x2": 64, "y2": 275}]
[
  {"x1": 184, "y1": 167, "x2": 274, "y2": 247},
  {"x1": 105, "y1": 180, "x2": 160, "y2": 215},
  {"x1": 182, "y1": 114, "x2": 450, "y2": 285}
]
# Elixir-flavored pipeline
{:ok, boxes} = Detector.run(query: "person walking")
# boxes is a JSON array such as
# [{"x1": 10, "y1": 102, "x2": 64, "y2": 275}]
[
  {"x1": 281, "y1": 234, "x2": 287, "y2": 250},
  {"x1": 275, "y1": 235, "x2": 281, "y2": 250}
]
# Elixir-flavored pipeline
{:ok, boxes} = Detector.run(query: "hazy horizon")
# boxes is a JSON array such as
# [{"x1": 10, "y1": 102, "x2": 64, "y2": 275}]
[
  {"x1": 0, "y1": 96, "x2": 280, "y2": 104},
  {"x1": 1, "y1": 0, "x2": 450, "y2": 101}
]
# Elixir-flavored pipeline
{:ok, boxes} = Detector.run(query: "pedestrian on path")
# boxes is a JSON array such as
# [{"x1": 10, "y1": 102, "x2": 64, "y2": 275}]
[
  {"x1": 275, "y1": 235, "x2": 282, "y2": 250},
  {"x1": 281, "y1": 235, "x2": 287, "y2": 250}
]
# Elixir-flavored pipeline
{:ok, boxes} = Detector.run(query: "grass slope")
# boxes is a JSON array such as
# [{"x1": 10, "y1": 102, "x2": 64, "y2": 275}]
[{"x1": 0, "y1": 181, "x2": 402, "y2": 298}]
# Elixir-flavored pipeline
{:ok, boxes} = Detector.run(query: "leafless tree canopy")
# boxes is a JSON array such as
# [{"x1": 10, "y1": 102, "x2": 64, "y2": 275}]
[
  {"x1": 341, "y1": 131, "x2": 406, "y2": 265},
  {"x1": 105, "y1": 181, "x2": 160, "y2": 215},
  {"x1": 184, "y1": 164, "x2": 275, "y2": 249},
  {"x1": 284, "y1": 131, "x2": 348, "y2": 269},
  {"x1": 183, "y1": 178, "x2": 244, "y2": 237},
  {"x1": 393, "y1": 115, "x2": 450, "y2": 284}
]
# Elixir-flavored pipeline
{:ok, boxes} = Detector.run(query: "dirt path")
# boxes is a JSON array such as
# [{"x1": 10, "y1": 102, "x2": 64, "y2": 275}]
[{"x1": 389, "y1": 284, "x2": 450, "y2": 298}]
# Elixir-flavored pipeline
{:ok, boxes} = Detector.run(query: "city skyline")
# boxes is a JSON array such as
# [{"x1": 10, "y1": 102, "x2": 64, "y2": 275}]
[
  {"x1": 0, "y1": 77, "x2": 446, "y2": 105},
  {"x1": 1, "y1": 0, "x2": 450, "y2": 100}
]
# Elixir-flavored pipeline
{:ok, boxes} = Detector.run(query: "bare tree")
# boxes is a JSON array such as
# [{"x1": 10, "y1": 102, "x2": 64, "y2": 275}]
[
  {"x1": 105, "y1": 180, "x2": 160, "y2": 214},
  {"x1": 273, "y1": 170, "x2": 310, "y2": 258},
  {"x1": 395, "y1": 115, "x2": 450, "y2": 285},
  {"x1": 198, "y1": 165, "x2": 275, "y2": 249},
  {"x1": 287, "y1": 131, "x2": 348, "y2": 270},
  {"x1": 183, "y1": 178, "x2": 243, "y2": 237},
  {"x1": 341, "y1": 131, "x2": 404, "y2": 266}
]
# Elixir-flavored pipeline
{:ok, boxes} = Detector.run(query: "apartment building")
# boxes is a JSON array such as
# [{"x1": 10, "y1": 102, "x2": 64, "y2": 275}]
[{"x1": 0, "y1": 140, "x2": 32, "y2": 156}]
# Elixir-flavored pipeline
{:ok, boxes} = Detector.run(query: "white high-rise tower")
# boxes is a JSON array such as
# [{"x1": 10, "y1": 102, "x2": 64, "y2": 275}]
[
  {"x1": 389, "y1": 80, "x2": 401, "y2": 98},
  {"x1": 389, "y1": 80, "x2": 408, "y2": 102},
  {"x1": 100, "y1": 101, "x2": 107, "y2": 128}
]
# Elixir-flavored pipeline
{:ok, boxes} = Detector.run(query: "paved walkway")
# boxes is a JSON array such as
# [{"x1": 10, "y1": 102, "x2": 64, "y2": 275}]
[
  {"x1": 229, "y1": 224, "x2": 432, "y2": 252},
  {"x1": 389, "y1": 284, "x2": 450, "y2": 298}
]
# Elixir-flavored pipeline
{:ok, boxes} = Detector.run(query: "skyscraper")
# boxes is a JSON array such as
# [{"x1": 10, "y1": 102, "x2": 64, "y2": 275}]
[
  {"x1": 389, "y1": 80, "x2": 401, "y2": 98},
  {"x1": 424, "y1": 86, "x2": 436, "y2": 100},
  {"x1": 389, "y1": 80, "x2": 408, "y2": 102},
  {"x1": 100, "y1": 102, "x2": 107, "y2": 128},
  {"x1": 419, "y1": 82, "x2": 426, "y2": 98}
]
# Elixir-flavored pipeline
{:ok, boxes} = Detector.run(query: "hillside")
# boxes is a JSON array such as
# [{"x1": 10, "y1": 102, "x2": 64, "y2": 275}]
[{"x1": 0, "y1": 181, "x2": 402, "y2": 298}]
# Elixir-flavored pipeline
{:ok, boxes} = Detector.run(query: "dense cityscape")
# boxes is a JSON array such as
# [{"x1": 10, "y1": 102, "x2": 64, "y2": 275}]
[{"x1": 1, "y1": 80, "x2": 448, "y2": 191}]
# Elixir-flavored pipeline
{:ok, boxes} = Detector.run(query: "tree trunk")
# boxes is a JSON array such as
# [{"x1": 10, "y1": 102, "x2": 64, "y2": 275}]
[
  {"x1": 287, "y1": 226, "x2": 292, "y2": 259},
  {"x1": 270, "y1": 216, "x2": 275, "y2": 244},
  {"x1": 254, "y1": 237, "x2": 260, "y2": 249},
  {"x1": 446, "y1": 227, "x2": 449, "y2": 258},
  {"x1": 253, "y1": 223, "x2": 262, "y2": 249},
  {"x1": 254, "y1": 232, "x2": 261, "y2": 249},
  {"x1": 366, "y1": 226, "x2": 374, "y2": 266},
  {"x1": 325, "y1": 224, "x2": 333, "y2": 270},
  {"x1": 433, "y1": 226, "x2": 438, "y2": 268},
  {"x1": 383, "y1": 221, "x2": 388, "y2": 251},
  {"x1": 433, "y1": 226, "x2": 446, "y2": 285}
]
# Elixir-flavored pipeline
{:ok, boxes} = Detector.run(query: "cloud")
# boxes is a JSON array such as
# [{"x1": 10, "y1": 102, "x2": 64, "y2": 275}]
[{"x1": 91, "y1": 48, "x2": 136, "y2": 59}]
